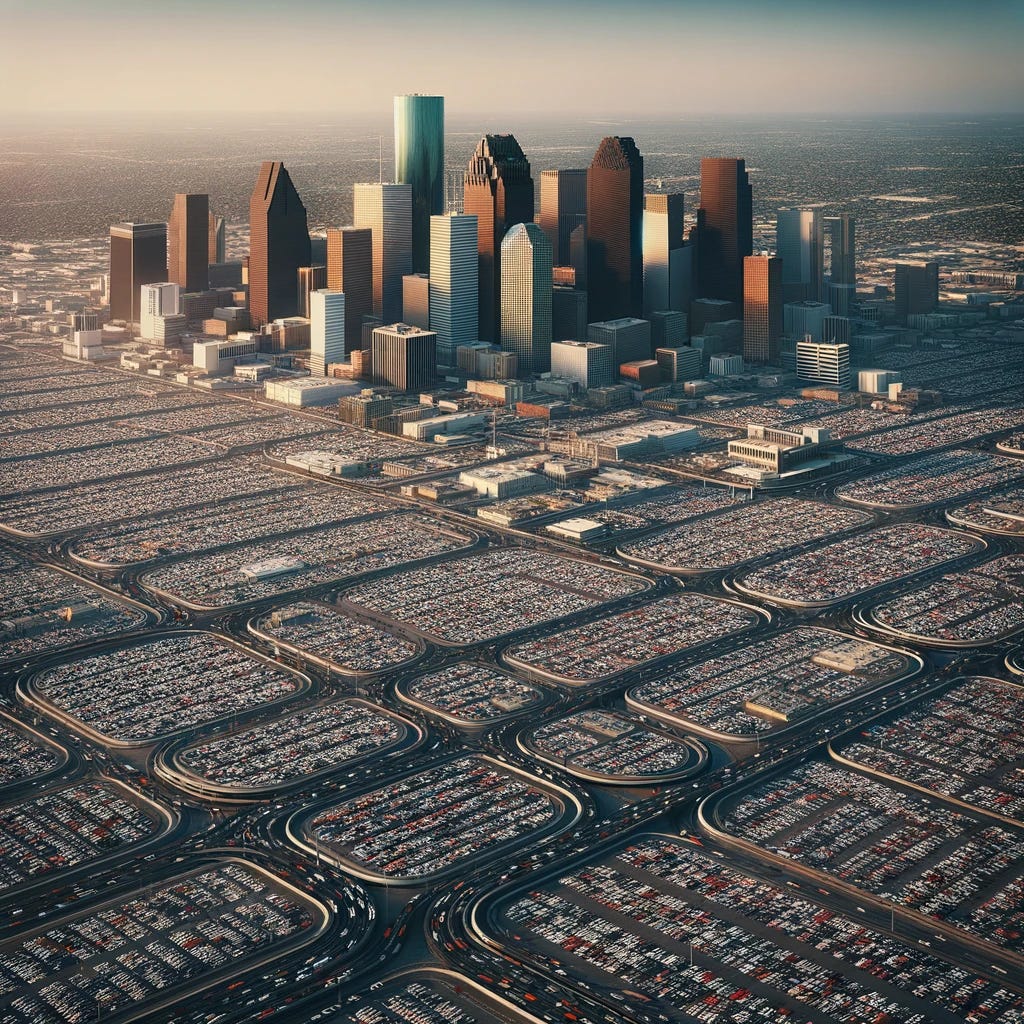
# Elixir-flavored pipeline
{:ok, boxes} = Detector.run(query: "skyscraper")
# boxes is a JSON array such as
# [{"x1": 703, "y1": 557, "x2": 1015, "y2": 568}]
[
  {"x1": 296, "y1": 265, "x2": 327, "y2": 318},
  {"x1": 825, "y1": 214, "x2": 856, "y2": 315},
  {"x1": 776, "y1": 208, "x2": 823, "y2": 303},
  {"x1": 326, "y1": 227, "x2": 372, "y2": 353},
  {"x1": 643, "y1": 192, "x2": 693, "y2": 316},
  {"x1": 353, "y1": 182, "x2": 413, "y2": 323},
  {"x1": 742, "y1": 254, "x2": 784, "y2": 365},
  {"x1": 894, "y1": 261, "x2": 939, "y2": 322},
  {"x1": 463, "y1": 135, "x2": 534, "y2": 342},
  {"x1": 310, "y1": 289, "x2": 346, "y2": 376},
  {"x1": 696, "y1": 158, "x2": 753, "y2": 305},
  {"x1": 139, "y1": 282, "x2": 180, "y2": 340},
  {"x1": 248, "y1": 161, "x2": 311, "y2": 327},
  {"x1": 370, "y1": 323, "x2": 437, "y2": 391},
  {"x1": 109, "y1": 222, "x2": 167, "y2": 323},
  {"x1": 429, "y1": 213, "x2": 478, "y2": 366},
  {"x1": 208, "y1": 213, "x2": 226, "y2": 264},
  {"x1": 539, "y1": 169, "x2": 587, "y2": 265},
  {"x1": 402, "y1": 273, "x2": 431, "y2": 330},
  {"x1": 587, "y1": 136, "x2": 644, "y2": 322},
  {"x1": 394, "y1": 94, "x2": 444, "y2": 273},
  {"x1": 168, "y1": 193, "x2": 209, "y2": 293},
  {"x1": 500, "y1": 223, "x2": 552, "y2": 376}
]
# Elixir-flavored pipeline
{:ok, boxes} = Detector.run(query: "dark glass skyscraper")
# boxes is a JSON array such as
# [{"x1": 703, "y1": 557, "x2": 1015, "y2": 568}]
[
  {"x1": 394, "y1": 94, "x2": 444, "y2": 273},
  {"x1": 109, "y1": 222, "x2": 167, "y2": 323},
  {"x1": 168, "y1": 193, "x2": 209, "y2": 293},
  {"x1": 463, "y1": 134, "x2": 534, "y2": 342},
  {"x1": 586, "y1": 136, "x2": 644, "y2": 322},
  {"x1": 539, "y1": 168, "x2": 587, "y2": 265},
  {"x1": 248, "y1": 161, "x2": 311, "y2": 327},
  {"x1": 696, "y1": 157, "x2": 753, "y2": 305},
  {"x1": 825, "y1": 214, "x2": 856, "y2": 315}
]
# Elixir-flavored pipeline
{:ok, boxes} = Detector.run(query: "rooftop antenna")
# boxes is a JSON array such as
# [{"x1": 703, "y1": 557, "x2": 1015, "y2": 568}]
[{"x1": 378, "y1": 136, "x2": 383, "y2": 184}]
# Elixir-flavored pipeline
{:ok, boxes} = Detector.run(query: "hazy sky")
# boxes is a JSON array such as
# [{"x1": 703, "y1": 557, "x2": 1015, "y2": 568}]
[{"x1": 2, "y1": 0, "x2": 1022, "y2": 119}]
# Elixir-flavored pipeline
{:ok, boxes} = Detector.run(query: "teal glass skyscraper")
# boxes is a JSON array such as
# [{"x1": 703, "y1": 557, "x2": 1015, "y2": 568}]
[{"x1": 394, "y1": 94, "x2": 445, "y2": 273}]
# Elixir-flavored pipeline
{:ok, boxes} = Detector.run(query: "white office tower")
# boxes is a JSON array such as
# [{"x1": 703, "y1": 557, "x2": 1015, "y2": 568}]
[
  {"x1": 500, "y1": 223, "x2": 553, "y2": 376},
  {"x1": 796, "y1": 337, "x2": 851, "y2": 388},
  {"x1": 642, "y1": 194, "x2": 693, "y2": 317},
  {"x1": 353, "y1": 182, "x2": 413, "y2": 323},
  {"x1": 429, "y1": 214, "x2": 478, "y2": 366},
  {"x1": 139, "y1": 282, "x2": 181, "y2": 341},
  {"x1": 310, "y1": 289, "x2": 346, "y2": 376},
  {"x1": 776, "y1": 209, "x2": 823, "y2": 303}
]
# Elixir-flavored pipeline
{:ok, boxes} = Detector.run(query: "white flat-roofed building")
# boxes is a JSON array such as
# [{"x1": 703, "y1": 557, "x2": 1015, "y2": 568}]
[
  {"x1": 310, "y1": 288, "x2": 345, "y2": 376},
  {"x1": 858, "y1": 369, "x2": 902, "y2": 394},
  {"x1": 264, "y1": 377, "x2": 359, "y2": 407},
  {"x1": 550, "y1": 340, "x2": 614, "y2": 389},
  {"x1": 459, "y1": 466, "x2": 550, "y2": 499},
  {"x1": 192, "y1": 335, "x2": 260, "y2": 374},
  {"x1": 545, "y1": 517, "x2": 608, "y2": 542},
  {"x1": 402, "y1": 411, "x2": 489, "y2": 441}
]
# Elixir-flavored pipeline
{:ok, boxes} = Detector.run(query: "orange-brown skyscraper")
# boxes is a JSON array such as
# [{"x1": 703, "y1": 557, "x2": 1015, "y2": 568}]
[
  {"x1": 168, "y1": 193, "x2": 209, "y2": 293},
  {"x1": 463, "y1": 134, "x2": 534, "y2": 342},
  {"x1": 742, "y1": 254, "x2": 783, "y2": 365},
  {"x1": 586, "y1": 136, "x2": 644, "y2": 322},
  {"x1": 697, "y1": 157, "x2": 753, "y2": 305},
  {"x1": 326, "y1": 227, "x2": 373, "y2": 353},
  {"x1": 248, "y1": 161, "x2": 311, "y2": 328}
]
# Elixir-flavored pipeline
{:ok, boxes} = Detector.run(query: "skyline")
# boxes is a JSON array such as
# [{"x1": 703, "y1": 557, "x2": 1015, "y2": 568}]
[{"x1": 3, "y1": 0, "x2": 1023, "y2": 118}]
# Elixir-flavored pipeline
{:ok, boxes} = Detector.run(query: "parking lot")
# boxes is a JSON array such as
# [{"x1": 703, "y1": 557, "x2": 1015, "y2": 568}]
[
  {"x1": 399, "y1": 663, "x2": 547, "y2": 724},
  {"x1": 722, "y1": 760, "x2": 1024, "y2": 952},
  {"x1": 736, "y1": 524, "x2": 982, "y2": 608},
  {"x1": 308, "y1": 756, "x2": 562, "y2": 881},
  {"x1": 846, "y1": 406, "x2": 1024, "y2": 458},
  {"x1": 0, "y1": 457, "x2": 297, "y2": 537},
  {"x1": 141, "y1": 514, "x2": 472, "y2": 609},
  {"x1": 269, "y1": 429, "x2": 424, "y2": 467},
  {"x1": 835, "y1": 676, "x2": 1024, "y2": 825},
  {"x1": 173, "y1": 700, "x2": 410, "y2": 792},
  {"x1": 0, "y1": 715, "x2": 60, "y2": 787},
  {"x1": 0, "y1": 781, "x2": 161, "y2": 892},
  {"x1": 866, "y1": 555, "x2": 1024, "y2": 646},
  {"x1": 0, "y1": 434, "x2": 215, "y2": 497},
  {"x1": 627, "y1": 627, "x2": 918, "y2": 739},
  {"x1": 835, "y1": 449, "x2": 1024, "y2": 510},
  {"x1": 341, "y1": 976, "x2": 513, "y2": 1024},
  {"x1": 618, "y1": 498, "x2": 870, "y2": 573},
  {"x1": 30, "y1": 633, "x2": 302, "y2": 744},
  {"x1": 499, "y1": 835, "x2": 1023, "y2": 1024},
  {"x1": 947, "y1": 485, "x2": 1024, "y2": 537},
  {"x1": 0, "y1": 860, "x2": 323, "y2": 1023},
  {"x1": 343, "y1": 549, "x2": 646, "y2": 646},
  {"x1": 252, "y1": 603, "x2": 418, "y2": 675},
  {"x1": 70, "y1": 486, "x2": 388, "y2": 568},
  {"x1": 504, "y1": 594, "x2": 762, "y2": 686},
  {"x1": 0, "y1": 552, "x2": 147, "y2": 662},
  {"x1": 521, "y1": 708, "x2": 704, "y2": 783}
]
